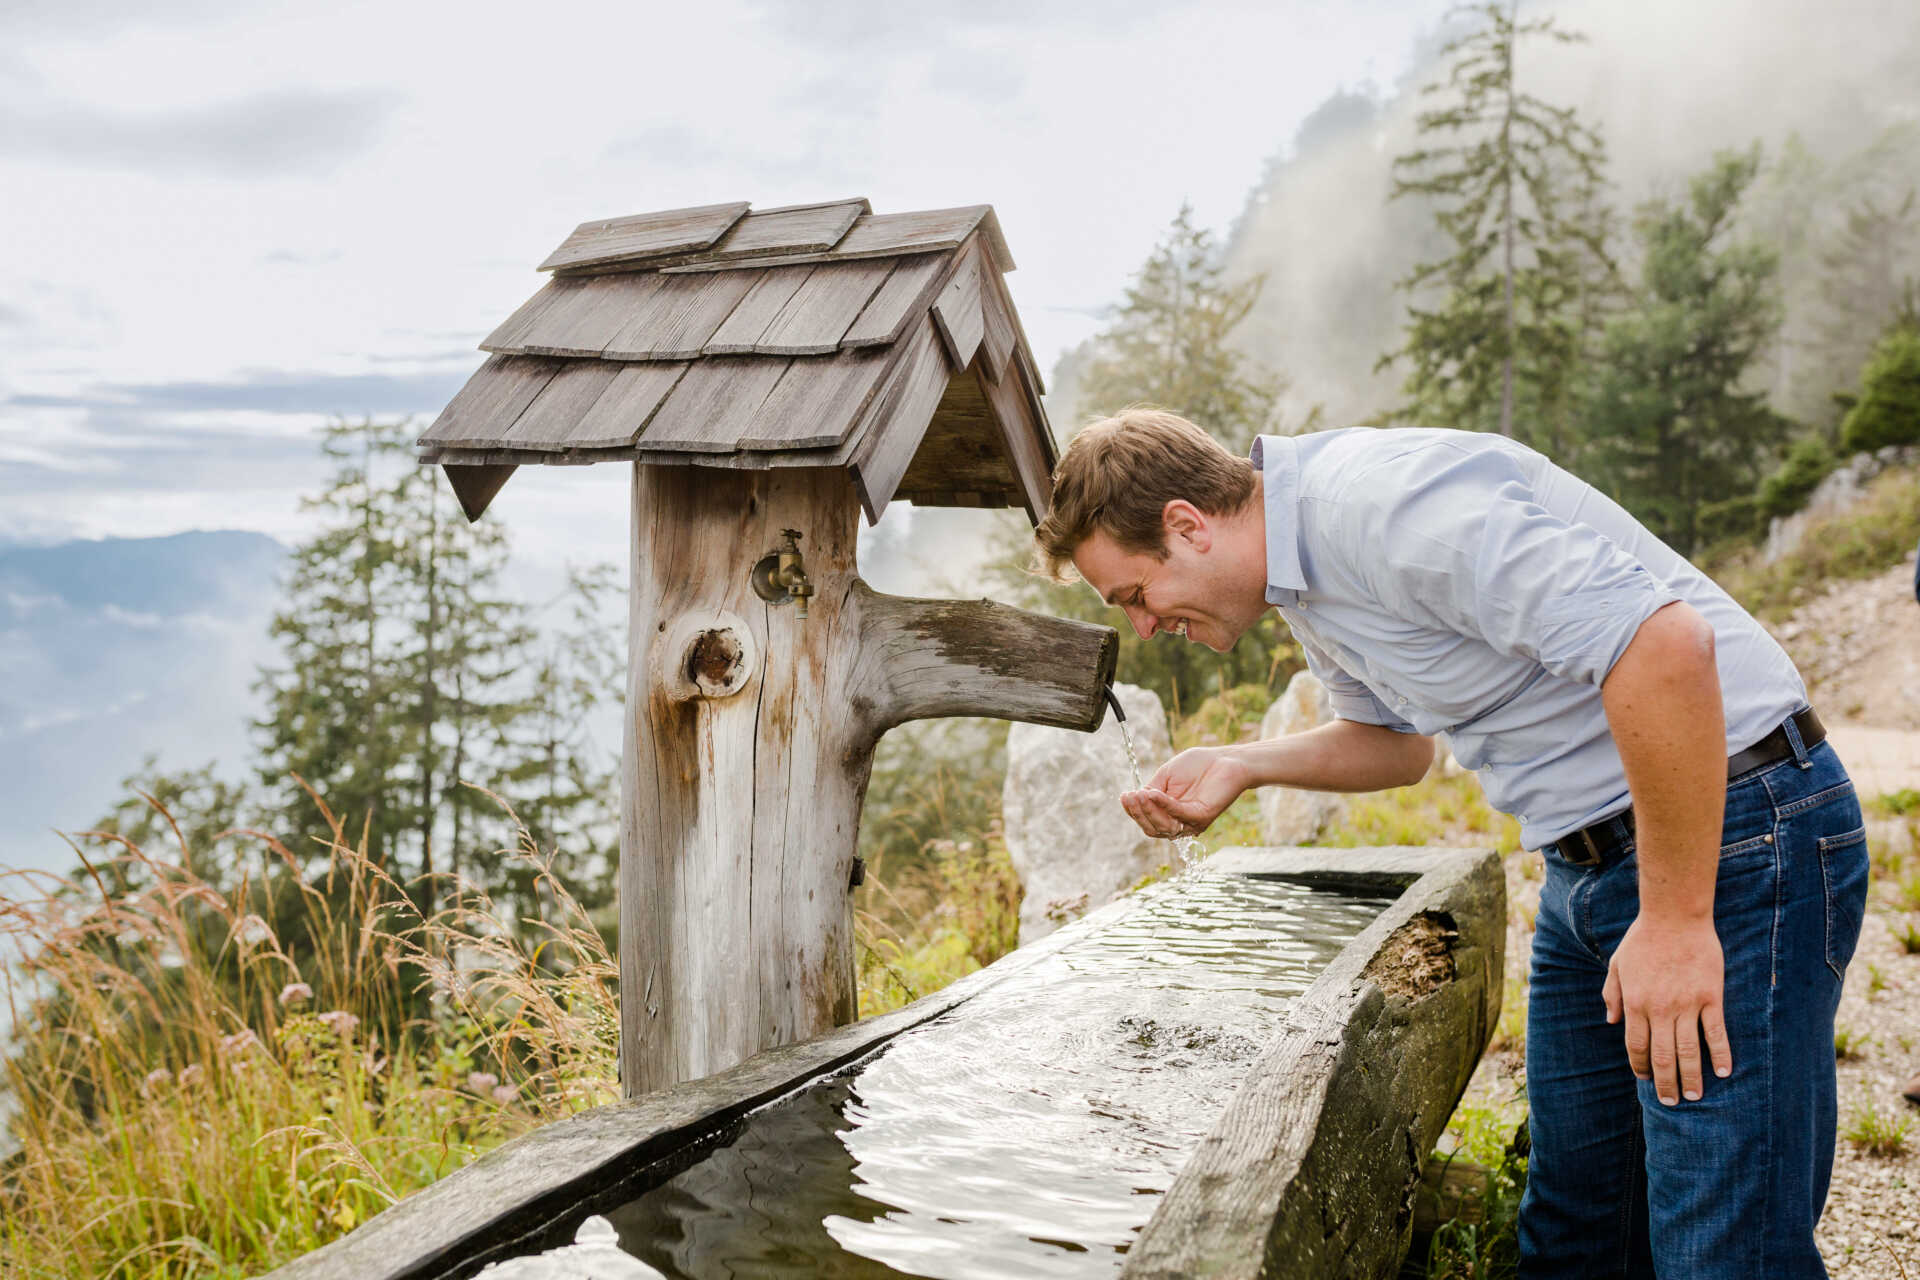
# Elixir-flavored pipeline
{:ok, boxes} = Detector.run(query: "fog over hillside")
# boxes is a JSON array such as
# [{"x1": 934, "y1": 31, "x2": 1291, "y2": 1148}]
[{"x1": 1049, "y1": 0, "x2": 1920, "y2": 436}]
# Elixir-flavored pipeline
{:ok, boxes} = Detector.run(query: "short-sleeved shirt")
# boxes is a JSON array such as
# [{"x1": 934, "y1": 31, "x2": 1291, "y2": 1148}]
[{"x1": 1252, "y1": 427, "x2": 1807, "y2": 850}]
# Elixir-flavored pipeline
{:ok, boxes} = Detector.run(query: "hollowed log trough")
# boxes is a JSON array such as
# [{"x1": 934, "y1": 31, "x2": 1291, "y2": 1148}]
[{"x1": 269, "y1": 846, "x2": 1504, "y2": 1280}]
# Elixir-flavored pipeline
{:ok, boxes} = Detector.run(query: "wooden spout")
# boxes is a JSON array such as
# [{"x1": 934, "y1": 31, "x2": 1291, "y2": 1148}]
[
  {"x1": 620, "y1": 463, "x2": 1118, "y2": 1098},
  {"x1": 850, "y1": 583, "x2": 1118, "y2": 735}
]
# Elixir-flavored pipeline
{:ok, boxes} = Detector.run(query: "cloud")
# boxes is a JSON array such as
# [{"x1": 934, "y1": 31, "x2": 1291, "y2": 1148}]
[
  {"x1": 0, "y1": 86, "x2": 402, "y2": 177},
  {"x1": 9, "y1": 365, "x2": 477, "y2": 419}
]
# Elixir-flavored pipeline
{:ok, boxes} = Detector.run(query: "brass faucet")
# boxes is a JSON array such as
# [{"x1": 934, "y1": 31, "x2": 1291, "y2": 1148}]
[{"x1": 750, "y1": 528, "x2": 815, "y2": 620}]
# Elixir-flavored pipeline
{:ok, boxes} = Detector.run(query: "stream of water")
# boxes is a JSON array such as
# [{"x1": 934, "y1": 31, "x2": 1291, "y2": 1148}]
[
  {"x1": 597, "y1": 873, "x2": 1394, "y2": 1278},
  {"x1": 1115, "y1": 716, "x2": 1203, "y2": 877}
]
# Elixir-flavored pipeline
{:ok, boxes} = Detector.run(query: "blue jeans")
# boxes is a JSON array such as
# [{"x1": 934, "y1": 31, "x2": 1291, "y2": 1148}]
[{"x1": 1519, "y1": 736, "x2": 1869, "y2": 1278}]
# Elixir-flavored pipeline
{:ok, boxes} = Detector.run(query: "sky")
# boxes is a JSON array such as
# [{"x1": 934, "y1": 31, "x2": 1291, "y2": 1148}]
[{"x1": 0, "y1": 0, "x2": 1452, "y2": 578}]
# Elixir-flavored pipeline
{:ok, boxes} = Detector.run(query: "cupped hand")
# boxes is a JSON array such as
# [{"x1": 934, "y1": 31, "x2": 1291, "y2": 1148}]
[
  {"x1": 1119, "y1": 746, "x2": 1250, "y2": 840},
  {"x1": 1603, "y1": 913, "x2": 1732, "y2": 1105}
]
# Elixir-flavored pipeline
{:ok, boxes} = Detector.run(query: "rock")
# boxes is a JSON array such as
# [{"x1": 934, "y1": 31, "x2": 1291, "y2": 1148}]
[
  {"x1": 1258, "y1": 671, "x2": 1350, "y2": 844},
  {"x1": 1003, "y1": 682, "x2": 1172, "y2": 944},
  {"x1": 1764, "y1": 445, "x2": 1920, "y2": 566}
]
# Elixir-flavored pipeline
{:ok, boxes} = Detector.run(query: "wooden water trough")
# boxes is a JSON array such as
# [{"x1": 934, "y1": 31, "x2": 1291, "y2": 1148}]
[
  {"x1": 267, "y1": 846, "x2": 1503, "y2": 1280},
  {"x1": 415, "y1": 198, "x2": 1119, "y2": 1096}
]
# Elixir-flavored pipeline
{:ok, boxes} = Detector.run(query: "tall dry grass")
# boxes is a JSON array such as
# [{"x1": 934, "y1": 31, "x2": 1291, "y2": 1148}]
[{"x1": 0, "y1": 784, "x2": 618, "y2": 1279}]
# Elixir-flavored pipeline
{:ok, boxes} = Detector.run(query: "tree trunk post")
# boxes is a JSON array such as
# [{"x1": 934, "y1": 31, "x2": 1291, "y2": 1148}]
[{"x1": 620, "y1": 464, "x2": 1117, "y2": 1097}]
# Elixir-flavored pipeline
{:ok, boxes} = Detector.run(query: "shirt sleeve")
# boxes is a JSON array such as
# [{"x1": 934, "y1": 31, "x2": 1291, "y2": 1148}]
[
  {"x1": 1329, "y1": 441, "x2": 1682, "y2": 689},
  {"x1": 1294, "y1": 626, "x2": 1421, "y2": 733}
]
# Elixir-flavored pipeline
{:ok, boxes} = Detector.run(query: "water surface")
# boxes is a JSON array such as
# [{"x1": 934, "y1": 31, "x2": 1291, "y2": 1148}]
[{"x1": 601, "y1": 873, "x2": 1395, "y2": 1279}]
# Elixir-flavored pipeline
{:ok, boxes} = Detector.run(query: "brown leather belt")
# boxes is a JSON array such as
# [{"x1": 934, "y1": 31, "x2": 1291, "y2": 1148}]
[{"x1": 1550, "y1": 707, "x2": 1827, "y2": 868}]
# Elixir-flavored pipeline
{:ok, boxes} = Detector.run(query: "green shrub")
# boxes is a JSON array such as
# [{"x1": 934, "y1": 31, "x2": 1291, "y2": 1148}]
[
  {"x1": 1696, "y1": 493, "x2": 1764, "y2": 546},
  {"x1": 1756, "y1": 436, "x2": 1837, "y2": 519},
  {"x1": 1709, "y1": 467, "x2": 1920, "y2": 620},
  {"x1": 1840, "y1": 324, "x2": 1920, "y2": 453}
]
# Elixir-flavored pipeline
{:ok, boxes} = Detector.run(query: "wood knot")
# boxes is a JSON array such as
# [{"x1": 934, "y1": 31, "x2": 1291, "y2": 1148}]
[{"x1": 688, "y1": 628, "x2": 746, "y2": 696}]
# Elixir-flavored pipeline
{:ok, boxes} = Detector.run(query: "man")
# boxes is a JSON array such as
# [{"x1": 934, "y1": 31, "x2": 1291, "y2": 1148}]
[{"x1": 1036, "y1": 409, "x2": 1868, "y2": 1278}]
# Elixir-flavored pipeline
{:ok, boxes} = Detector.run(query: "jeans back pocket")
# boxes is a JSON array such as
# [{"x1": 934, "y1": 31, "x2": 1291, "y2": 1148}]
[{"x1": 1818, "y1": 826, "x2": 1869, "y2": 980}]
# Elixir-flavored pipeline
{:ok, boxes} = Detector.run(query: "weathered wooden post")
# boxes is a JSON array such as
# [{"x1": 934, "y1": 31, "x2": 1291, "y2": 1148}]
[{"x1": 417, "y1": 199, "x2": 1118, "y2": 1096}]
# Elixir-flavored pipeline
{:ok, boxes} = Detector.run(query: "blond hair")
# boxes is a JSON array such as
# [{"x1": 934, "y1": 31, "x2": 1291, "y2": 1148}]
[{"x1": 1033, "y1": 408, "x2": 1256, "y2": 581}]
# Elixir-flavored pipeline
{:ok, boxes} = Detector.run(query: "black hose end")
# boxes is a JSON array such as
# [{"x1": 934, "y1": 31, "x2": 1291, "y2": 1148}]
[{"x1": 1102, "y1": 685, "x2": 1127, "y2": 724}]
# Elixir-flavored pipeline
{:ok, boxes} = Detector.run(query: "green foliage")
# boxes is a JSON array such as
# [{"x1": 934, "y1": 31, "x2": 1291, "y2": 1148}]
[
  {"x1": 1581, "y1": 149, "x2": 1790, "y2": 554},
  {"x1": 1868, "y1": 789, "x2": 1920, "y2": 818},
  {"x1": 1709, "y1": 468, "x2": 1920, "y2": 620},
  {"x1": 1815, "y1": 171, "x2": 1920, "y2": 414},
  {"x1": 1, "y1": 804, "x2": 618, "y2": 1278},
  {"x1": 1841, "y1": 1102, "x2": 1912, "y2": 1158},
  {"x1": 1378, "y1": 0, "x2": 1617, "y2": 452},
  {"x1": 1694, "y1": 494, "x2": 1763, "y2": 549},
  {"x1": 1075, "y1": 204, "x2": 1294, "y2": 452},
  {"x1": 1839, "y1": 322, "x2": 1920, "y2": 453},
  {"x1": 244, "y1": 421, "x2": 619, "y2": 924},
  {"x1": 1893, "y1": 920, "x2": 1920, "y2": 956},
  {"x1": 1421, "y1": 1112, "x2": 1528, "y2": 1280},
  {"x1": 1757, "y1": 435, "x2": 1838, "y2": 519}
]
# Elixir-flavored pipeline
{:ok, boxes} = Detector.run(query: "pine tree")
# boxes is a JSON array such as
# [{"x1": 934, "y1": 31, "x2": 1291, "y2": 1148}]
[
  {"x1": 1076, "y1": 204, "x2": 1294, "y2": 453},
  {"x1": 1581, "y1": 149, "x2": 1789, "y2": 555},
  {"x1": 1378, "y1": 0, "x2": 1615, "y2": 448}
]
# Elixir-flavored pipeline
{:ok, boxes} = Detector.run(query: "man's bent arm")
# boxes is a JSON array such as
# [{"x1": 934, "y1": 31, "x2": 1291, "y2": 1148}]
[
  {"x1": 1224, "y1": 719, "x2": 1436, "y2": 793},
  {"x1": 1598, "y1": 600, "x2": 1734, "y2": 1105},
  {"x1": 1121, "y1": 719, "x2": 1432, "y2": 838}
]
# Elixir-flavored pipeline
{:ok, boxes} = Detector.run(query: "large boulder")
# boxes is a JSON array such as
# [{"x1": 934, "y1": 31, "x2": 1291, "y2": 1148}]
[
  {"x1": 1258, "y1": 670, "x2": 1351, "y2": 844},
  {"x1": 1003, "y1": 682, "x2": 1172, "y2": 944}
]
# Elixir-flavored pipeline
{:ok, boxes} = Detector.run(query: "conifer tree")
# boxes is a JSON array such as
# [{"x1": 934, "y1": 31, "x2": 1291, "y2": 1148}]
[
  {"x1": 1379, "y1": 0, "x2": 1615, "y2": 447},
  {"x1": 1581, "y1": 150, "x2": 1788, "y2": 555},
  {"x1": 1077, "y1": 204, "x2": 1291, "y2": 453}
]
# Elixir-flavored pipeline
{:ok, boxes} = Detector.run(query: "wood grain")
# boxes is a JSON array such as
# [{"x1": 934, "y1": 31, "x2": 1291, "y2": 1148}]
[
  {"x1": 893, "y1": 363, "x2": 1018, "y2": 500},
  {"x1": 702, "y1": 266, "x2": 815, "y2": 354},
  {"x1": 479, "y1": 279, "x2": 573, "y2": 353},
  {"x1": 658, "y1": 205, "x2": 989, "y2": 273},
  {"x1": 637, "y1": 356, "x2": 792, "y2": 451},
  {"x1": 568, "y1": 361, "x2": 689, "y2": 449},
  {"x1": 417, "y1": 354, "x2": 562, "y2": 446},
  {"x1": 978, "y1": 354, "x2": 1053, "y2": 521},
  {"x1": 840, "y1": 253, "x2": 949, "y2": 348},
  {"x1": 516, "y1": 275, "x2": 662, "y2": 357},
  {"x1": 540, "y1": 201, "x2": 748, "y2": 272},
  {"x1": 848, "y1": 318, "x2": 954, "y2": 522},
  {"x1": 752, "y1": 259, "x2": 895, "y2": 355},
  {"x1": 929, "y1": 243, "x2": 985, "y2": 370},
  {"x1": 685, "y1": 198, "x2": 868, "y2": 262},
  {"x1": 601, "y1": 270, "x2": 757, "y2": 360},
  {"x1": 736, "y1": 347, "x2": 892, "y2": 450},
  {"x1": 499, "y1": 361, "x2": 625, "y2": 449}
]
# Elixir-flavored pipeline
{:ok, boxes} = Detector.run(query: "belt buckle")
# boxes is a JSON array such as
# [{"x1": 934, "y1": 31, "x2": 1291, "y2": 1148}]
[{"x1": 1563, "y1": 827, "x2": 1604, "y2": 867}]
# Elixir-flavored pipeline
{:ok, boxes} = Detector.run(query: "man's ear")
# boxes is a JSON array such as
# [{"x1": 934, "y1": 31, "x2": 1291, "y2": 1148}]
[{"x1": 1162, "y1": 500, "x2": 1211, "y2": 552}]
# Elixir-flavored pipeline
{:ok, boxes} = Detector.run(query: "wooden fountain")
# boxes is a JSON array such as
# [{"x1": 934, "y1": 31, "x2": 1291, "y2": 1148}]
[{"x1": 413, "y1": 198, "x2": 1118, "y2": 1095}]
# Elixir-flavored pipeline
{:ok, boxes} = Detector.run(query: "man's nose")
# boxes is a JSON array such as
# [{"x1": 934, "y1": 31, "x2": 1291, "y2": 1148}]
[{"x1": 1124, "y1": 606, "x2": 1158, "y2": 640}]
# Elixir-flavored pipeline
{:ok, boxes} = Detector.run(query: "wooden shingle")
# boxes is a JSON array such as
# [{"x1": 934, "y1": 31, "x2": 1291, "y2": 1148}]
[
  {"x1": 424, "y1": 200, "x2": 1052, "y2": 525},
  {"x1": 538, "y1": 201, "x2": 749, "y2": 273}
]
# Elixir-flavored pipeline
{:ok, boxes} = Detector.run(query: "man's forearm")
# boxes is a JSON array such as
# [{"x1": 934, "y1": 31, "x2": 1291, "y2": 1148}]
[
  {"x1": 1226, "y1": 719, "x2": 1435, "y2": 794},
  {"x1": 1601, "y1": 602, "x2": 1726, "y2": 918}
]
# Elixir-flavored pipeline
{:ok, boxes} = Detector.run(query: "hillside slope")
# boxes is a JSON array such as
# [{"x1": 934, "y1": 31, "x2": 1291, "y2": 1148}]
[{"x1": 1765, "y1": 551, "x2": 1920, "y2": 732}]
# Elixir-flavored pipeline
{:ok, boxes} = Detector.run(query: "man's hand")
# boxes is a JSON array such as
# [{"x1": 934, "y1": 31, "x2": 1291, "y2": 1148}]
[
  {"x1": 1603, "y1": 913, "x2": 1733, "y2": 1105},
  {"x1": 1120, "y1": 746, "x2": 1250, "y2": 839}
]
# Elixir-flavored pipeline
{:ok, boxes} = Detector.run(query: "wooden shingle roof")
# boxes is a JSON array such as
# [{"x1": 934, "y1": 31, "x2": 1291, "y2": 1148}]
[{"x1": 418, "y1": 198, "x2": 1052, "y2": 525}]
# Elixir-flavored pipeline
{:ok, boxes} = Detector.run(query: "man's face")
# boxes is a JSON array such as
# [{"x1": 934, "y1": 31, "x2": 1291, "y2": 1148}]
[{"x1": 1071, "y1": 515, "x2": 1259, "y2": 653}]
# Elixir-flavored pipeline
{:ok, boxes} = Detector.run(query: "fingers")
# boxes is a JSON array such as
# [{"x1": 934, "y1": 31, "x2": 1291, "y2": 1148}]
[
  {"x1": 1119, "y1": 788, "x2": 1207, "y2": 839},
  {"x1": 1702, "y1": 1002, "x2": 1733, "y2": 1081},
  {"x1": 1624, "y1": 1005, "x2": 1652, "y2": 1083},
  {"x1": 1673, "y1": 1012, "x2": 1703, "y2": 1103},
  {"x1": 1603, "y1": 962, "x2": 1621, "y2": 1026}
]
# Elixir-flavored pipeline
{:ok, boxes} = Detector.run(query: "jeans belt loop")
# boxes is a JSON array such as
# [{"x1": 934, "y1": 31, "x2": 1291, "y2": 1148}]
[{"x1": 1782, "y1": 709, "x2": 1812, "y2": 769}]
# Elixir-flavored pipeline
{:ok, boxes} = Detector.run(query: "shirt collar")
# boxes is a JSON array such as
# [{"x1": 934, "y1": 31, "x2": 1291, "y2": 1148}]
[{"x1": 1250, "y1": 434, "x2": 1306, "y2": 606}]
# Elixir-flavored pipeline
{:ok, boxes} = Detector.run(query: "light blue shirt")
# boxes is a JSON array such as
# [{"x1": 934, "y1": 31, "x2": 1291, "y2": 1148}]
[{"x1": 1252, "y1": 427, "x2": 1807, "y2": 850}]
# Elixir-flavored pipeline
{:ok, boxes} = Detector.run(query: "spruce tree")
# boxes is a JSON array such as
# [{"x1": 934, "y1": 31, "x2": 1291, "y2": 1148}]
[
  {"x1": 1378, "y1": 0, "x2": 1615, "y2": 448},
  {"x1": 1581, "y1": 149, "x2": 1788, "y2": 555},
  {"x1": 1076, "y1": 204, "x2": 1293, "y2": 453}
]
